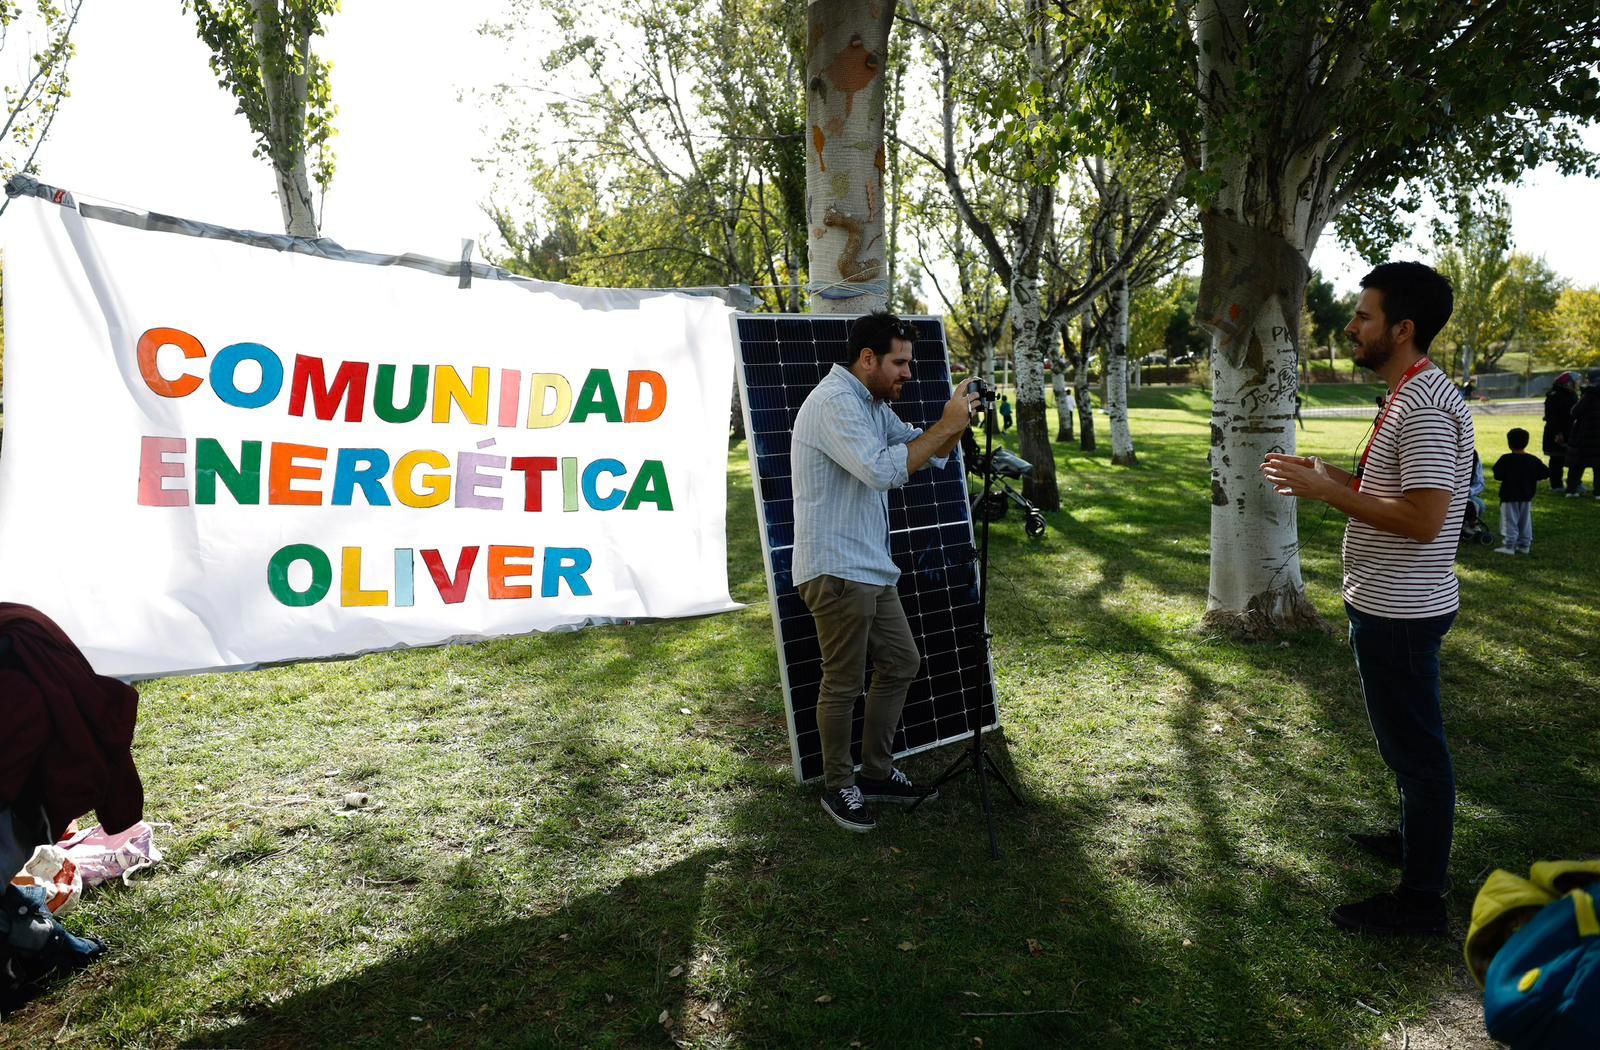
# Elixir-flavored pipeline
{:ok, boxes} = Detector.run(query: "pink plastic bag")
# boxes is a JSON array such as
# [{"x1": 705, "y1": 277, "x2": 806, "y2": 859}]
[{"x1": 56, "y1": 821, "x2": 162, "y2": 887}]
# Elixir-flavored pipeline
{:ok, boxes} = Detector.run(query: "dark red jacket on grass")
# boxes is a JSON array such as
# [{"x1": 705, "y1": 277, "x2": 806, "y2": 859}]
[{"x1": 0, "y1": 603, "x2": 143, "y2": 835}]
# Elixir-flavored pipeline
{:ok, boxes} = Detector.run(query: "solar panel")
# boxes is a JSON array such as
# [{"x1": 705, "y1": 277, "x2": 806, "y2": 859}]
[{"x1": 733, "y1": 314, "x2": 1000, "y2": 783}]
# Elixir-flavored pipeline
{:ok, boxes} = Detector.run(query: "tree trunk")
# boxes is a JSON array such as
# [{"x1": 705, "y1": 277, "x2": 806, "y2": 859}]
[
  {"x1": 1107, "y1": 276, "x2": 1136, "y2": 466},
  {"x1": 1074, "y1": 316, "x2": 1097, "y2": 452},
  {"x1": 1053, "y1": 354, "x2": 1074, "y2": 442},
  {"x1": 805, "y1": 0, "x2": 895, "y2": 315},
  {"x1": 248, "y1": 0, "x2": 319, "y2": 238},
  {"x1": 272, "y1": 158, "x2": 319, "y2": 238},
  {"x1": 1009, "y1": 273, "x2": 1061, "y2": 511},
  {"x1": 1192, "y1": 0, "x2": 1333, "y2": 637},
  {"x1": 1202, "y1": 292, "x2": 1324, "y2": 637}
]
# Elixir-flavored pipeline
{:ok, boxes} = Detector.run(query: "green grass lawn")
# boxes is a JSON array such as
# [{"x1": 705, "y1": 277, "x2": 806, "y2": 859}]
[{"x1": 9, "y1": 406, "x2": 1598, "y2": 1049}]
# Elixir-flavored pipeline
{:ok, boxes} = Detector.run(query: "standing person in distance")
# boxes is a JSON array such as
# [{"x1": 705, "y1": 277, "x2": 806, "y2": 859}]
[
  {"x1": 1262, "y1": 262, "x2": 1475, "y2": 936},
  {"x1": 998, "y1": 393, "x2": 1014, "y2": 431},
  {"x1": 790, "y1": 312, "x2": 977, "y2": 832},
  {"x1": 1491, "y1": 428, "x2": 1548, "y2": 555},
  {"x1": 1563, "y1": 373, "x2": 1600, "y2": 499},
  {"x1": 1542, "y1": 372, "x2": 1578, "y2": 492}
]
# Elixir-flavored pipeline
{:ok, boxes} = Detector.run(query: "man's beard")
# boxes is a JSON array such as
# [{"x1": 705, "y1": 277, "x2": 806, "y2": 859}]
[
  {"x1": 869, "y1": 371, "x2": 905, "y2": 401},
  {"x1": 1352, "y1": 329, "x2": 1395, "y2": 372}
]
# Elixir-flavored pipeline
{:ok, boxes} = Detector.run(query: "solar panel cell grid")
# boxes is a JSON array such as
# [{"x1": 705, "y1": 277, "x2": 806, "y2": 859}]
[{"x1": 733, "y1": 313, "x2": 1000, "y2": 784}]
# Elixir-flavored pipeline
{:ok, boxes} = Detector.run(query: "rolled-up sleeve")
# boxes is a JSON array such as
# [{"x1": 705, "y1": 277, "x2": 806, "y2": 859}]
[
  {"x1": 816, "y1": 394, "x2": 911, "y2": 491},
  {"x1": 884, "y1": 404, "x2": 947, "y2": 471}
]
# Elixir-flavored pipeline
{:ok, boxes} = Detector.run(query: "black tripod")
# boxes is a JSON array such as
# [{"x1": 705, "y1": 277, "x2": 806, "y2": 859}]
[{"x1": 910, "y1": 388, "x2": 1021, "y2": 858}]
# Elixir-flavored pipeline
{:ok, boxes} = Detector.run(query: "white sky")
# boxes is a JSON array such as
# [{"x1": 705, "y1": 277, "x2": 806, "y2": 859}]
[
  {"x1": 22, "y1": 2, "x2": 1600, "y2": 295},
  {"x1": 33, "y1": 0, "x2": 511, "y2": 261}
]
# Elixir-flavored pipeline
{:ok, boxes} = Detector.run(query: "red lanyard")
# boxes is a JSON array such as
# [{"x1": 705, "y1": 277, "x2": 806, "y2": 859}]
[{"x1": 1354, "y1": 357, "x2": 1432, "y2": 492}]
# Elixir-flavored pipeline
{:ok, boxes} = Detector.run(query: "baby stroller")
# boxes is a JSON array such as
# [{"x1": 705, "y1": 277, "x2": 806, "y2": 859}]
[
  {"x1": 1461, "y1": 452, "x2": 1496, "y2": 548},
  {"x1": 960, "y1": 429, "x2": 1048, "y2": 538},
  {"x1": 1461, "y1": 498, "x2": 1495, "y2": 547}
]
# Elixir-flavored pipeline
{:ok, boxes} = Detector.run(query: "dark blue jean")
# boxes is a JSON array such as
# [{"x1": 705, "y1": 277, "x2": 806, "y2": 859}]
[{"x1": 1346, "y1": 603, "x2": 1458, "y2": 895}]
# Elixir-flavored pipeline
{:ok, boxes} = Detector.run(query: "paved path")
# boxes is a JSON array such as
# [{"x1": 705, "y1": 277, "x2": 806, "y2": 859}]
[{"x1": 1299, "y1": 399, "x2": 1540, "y2": 420}]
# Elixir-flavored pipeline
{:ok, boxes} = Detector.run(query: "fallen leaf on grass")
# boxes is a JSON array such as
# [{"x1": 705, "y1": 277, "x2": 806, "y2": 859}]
[
  {"x1": 815, "y1": 993, "x2": 833, "y2": 1004},
  {"x1": 1209, "y1": 724, "x2": 1225, "y2": 734},
  {"x1": 897, "y1": 941, "x2": 916, "y2": 951},
  {"x1": 1026, "y1": 938, "x2": 1043, "y2": 956},
  {"x1": 680, "y1": 707, "x2": 692, "y2": 715},
  {"x1": 659, "y1": 1009, "x2": 672, "y2": 1028},
  {"x1": 1182, "y1": 938, "x2": 1194, "y2": 948},
  {"x1": 668, "y1": 964, "x2": 684, "y2": 978}
]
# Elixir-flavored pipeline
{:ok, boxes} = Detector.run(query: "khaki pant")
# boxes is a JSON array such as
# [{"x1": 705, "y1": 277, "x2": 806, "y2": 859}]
[{"x1": 796, "y1": 575, "x2": 922, "y2": 790}]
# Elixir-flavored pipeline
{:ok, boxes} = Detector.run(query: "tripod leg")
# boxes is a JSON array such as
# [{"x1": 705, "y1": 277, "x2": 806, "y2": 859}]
[
  {"x1": 973, "y1": 734, "x2": 1000, "y2": 859},
  {"x1": 910, "y1": 746, "x2": 972, "y2": 812},
  {"x1": 984, "y1": 751, "x2": 1024, "y2": 805}
]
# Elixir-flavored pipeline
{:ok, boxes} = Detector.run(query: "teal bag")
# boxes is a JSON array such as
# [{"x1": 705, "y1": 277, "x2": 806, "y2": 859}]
[{"x1": 1482, "y1": 887, "x2": 1600, "y2": 1049}]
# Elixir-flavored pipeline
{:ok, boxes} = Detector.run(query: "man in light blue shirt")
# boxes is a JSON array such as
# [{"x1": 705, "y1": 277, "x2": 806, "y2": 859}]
[{"x1": 791, "y1": 312, "x2": 976, "y2": 832}]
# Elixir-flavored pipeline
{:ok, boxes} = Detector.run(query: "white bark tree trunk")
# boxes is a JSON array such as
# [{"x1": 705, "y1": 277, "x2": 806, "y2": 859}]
[
  {"x1": 1009, "y1": 270, "x2": 1061, "y2": 510},
  {"x1": 805, "y1": 0, "x2": 895, "y2": 315},
  {"x1": 1074, "y1": 317, "x2": 1097, "y2": 451},
  {"x1": 252, "y1": 4, "x2": 317, "y2": 238},
  {"x1": 1107, "y1": 276, "x2": 1136, "y2": 466},
  {"x1": 1193, "y1": 0, "x2": 1335, "y2": 635},
  {"x1": 248, "y1": 0, "x2": 318, "y2": 238},
  {"x1": 1204, "y1": 294, "x2": 1322, "y2": 634},
  {"x1": 1052, "y1": 357, "x2": 1073, "y2": 442}
]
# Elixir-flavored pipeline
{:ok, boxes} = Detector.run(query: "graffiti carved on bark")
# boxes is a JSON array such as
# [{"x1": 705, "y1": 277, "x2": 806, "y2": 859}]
[{"x1": 806, "y1": 0, "x2": 895, "y2": 314}]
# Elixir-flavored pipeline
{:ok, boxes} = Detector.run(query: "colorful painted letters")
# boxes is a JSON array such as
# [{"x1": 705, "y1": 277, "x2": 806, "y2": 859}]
[{"x1": 135, "y1": 326, "x2": 674, "y2": 609}]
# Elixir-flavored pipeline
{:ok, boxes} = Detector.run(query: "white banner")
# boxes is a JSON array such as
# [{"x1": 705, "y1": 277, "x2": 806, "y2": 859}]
[{"x1": 0, "y1": 196, "x2": 740, "y2": 678}]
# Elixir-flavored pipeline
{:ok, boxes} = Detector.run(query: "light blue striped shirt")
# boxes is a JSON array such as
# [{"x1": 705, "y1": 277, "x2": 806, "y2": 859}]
[{"x1": 791, "y1": 364, "x2": 942, "y2": 587}]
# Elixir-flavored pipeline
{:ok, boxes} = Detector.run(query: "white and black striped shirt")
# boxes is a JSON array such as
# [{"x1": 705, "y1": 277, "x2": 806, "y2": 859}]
[{"x1": 1341, "y1": 367, "x2": 1476, "y2": 618}]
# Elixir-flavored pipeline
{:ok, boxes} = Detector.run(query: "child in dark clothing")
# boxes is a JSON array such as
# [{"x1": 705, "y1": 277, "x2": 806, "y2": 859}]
[{"x1": 1492, "y1": 428, "x2": 1549, "y2": 555}]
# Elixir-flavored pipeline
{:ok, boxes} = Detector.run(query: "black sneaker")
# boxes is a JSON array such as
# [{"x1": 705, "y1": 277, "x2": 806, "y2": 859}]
[
  {"x1": 857, "y1": 767, "x2": 935, "y2": 806},
  {"x1": 821, "y1": 785, "x2": 876, "y2": 832},
  {"x1": 1329, "y1": 888, "x2": 1448, "y2": 936},
  {"x1": 1346, "y1": 830, "x2": 1403, "y2": 868}
]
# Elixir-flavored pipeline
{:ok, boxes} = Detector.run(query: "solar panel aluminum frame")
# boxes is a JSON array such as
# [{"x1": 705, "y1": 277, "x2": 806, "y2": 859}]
[{"x1": 731, "y1": 312, "x2": 1000, "y2": 784}]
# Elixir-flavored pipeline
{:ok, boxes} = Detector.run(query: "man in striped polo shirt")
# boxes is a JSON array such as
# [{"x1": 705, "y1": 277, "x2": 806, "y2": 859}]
[
  {"x1": 791, "y1": 312, "x2": 977, "y2": 832},
  {"x1": 1263, "y1": 262, "x2": 1474, "y2": 936}
]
